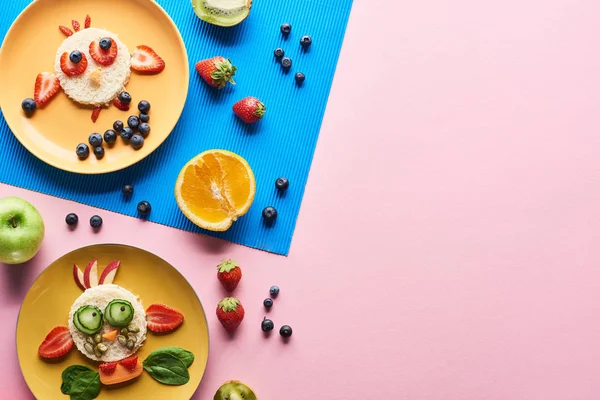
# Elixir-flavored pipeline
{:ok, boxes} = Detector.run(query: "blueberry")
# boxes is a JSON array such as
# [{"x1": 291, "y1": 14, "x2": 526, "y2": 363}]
[
  {"x1": 261, "y1": 317, "x2": 274, "y2": 332},
  {"x1": 295, "y1": 72, "x2": 305, "y2": 85},
  {"x1": 300, "y1": 35, "x2": 312, "y2": 47},
  {"x1": 274, "y1": 48, "x2": 285, "y2": 58},
  {"x1": 127, "y1": 115, "x2": 140, "y2": 130},
  {"x1": 94, "y1": 146, "x2": 105, "y2": 159},
  {"x1": 99, "y1": 37, "x2": 112, "y2": 50},
  {"x1": 113, "y1": 120, "x2": 124, "y2": 132},
  {"x1": 65, "y1": 213, "x2": 78, "y2": 226},
  {"x1": 90, "y1": 215, "x2": 103, "y2": 228},
  {"x1": 76, "y1": 143, "x2": 90, "y2": 159},
  {"x1": 69, "y1": 50, "x2": 82, "y2": 63},
  {"x1": 118, "y1": 91, "x2": 131, "y2": 105},
  {"x1": 139, "y1": 113, "x2": 150, "y2": 123},
  {"x1": 280, "y1": 23, "x2": 292, "y2": 35},
  {"x1": 269, "y1": 285, "x2": 280, "y2": 297},
  {"x1": 137, "y1": 200, "x2": 151, "y2": 216},
  {"x1": 275, "y1": 177, "x2": 289, "y2": 191},
  {"x1": 263, "y1": 298, "x2": 273, "y2": 309},
  {"x1": 279, "y1": 325, "x2": 293, "y2": 338},
  {"x1": 21, "y1": 98, "x2": 36, "y2": 114},
  {"x1": 262, "y1": 206, "x2": 278, "y2": 222},
  {"x1": 120, "y1": 127, "x2": 133, "y2": 141},
  {"x1": 130, "y1": 134, "x2": 144, "y2": 150},
  {"x1": 103, "y1": 129, "x2": 117, "y2": 144},
  {"x1": 122, "y1": 184, "x2": 134, "y2": 195},
  {"x1": 88, "y1": 133, "x2": 102, "y2": 147},
  {"x1": 281, "y1": 57, "x2": 292, "y2": 69},
  {"x1": 138, "y1": 122, "x2": 150, "y2": 137},
  {"x1": 138, "y1": 100, "x2": 150, "y2": 113}
]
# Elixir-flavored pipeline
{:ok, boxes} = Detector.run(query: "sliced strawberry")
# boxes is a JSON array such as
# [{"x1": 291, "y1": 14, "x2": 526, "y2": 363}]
[
  {"x1": 146, "y1": 304, "x2": 184, "y2": 333},
  {"x1": 72, "y1": 20, "x2": 80, "y2": 32},
  {"x1": 89, "y1": 39, "x2": 117, "y2": 66},
  {"x1": 131, "y1": 45, "x2": 165, "y2": 74},
  {"x1": 113, "y1": 98, "x2": 130, "y2": 111},
  {"x1": 38, "y1": 326, "x2": 73, "y2": 359},
  {"x1": 84, "y1": 15, "x2": 91, "y2": 29},
  {"x1": 99, "y1": 362, "x2": 117, "y2": 375},
  {"x1": 119, "y1": 356, "x2": 138, "y2": 371},
  {"x1": 60, "y1": 52, "x2": 88, "y2": 77},
  {"x1": 34, "y1": 73, "x2": 60, "y2": 106},
  {"x1": 59, "y1": 25, "x2": 73, "y2": 37},
  {"x1": 91, "y1": 106, "x2": 101, "y2": 123}
]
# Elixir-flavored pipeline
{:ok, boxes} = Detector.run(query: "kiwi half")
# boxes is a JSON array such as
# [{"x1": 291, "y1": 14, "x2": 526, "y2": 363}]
[
  {"x1": 192, "y1": 0, "x2": 253, "y2": 27},
  {"x1": 214, "y1": 380, "x2": 257, "y2": 400}
]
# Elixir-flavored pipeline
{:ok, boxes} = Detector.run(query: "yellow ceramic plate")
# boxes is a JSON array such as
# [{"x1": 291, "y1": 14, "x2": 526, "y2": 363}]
[
  {"x1": 0, "y1": 0, "x2": 189, "y2": 174},
  {"x1": 16, "y1": 244, "x2": 209, "y2": 399}
]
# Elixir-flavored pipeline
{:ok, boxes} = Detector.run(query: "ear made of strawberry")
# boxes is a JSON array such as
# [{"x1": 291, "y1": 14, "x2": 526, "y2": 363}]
[
  {"x1": 210, "y1": 58, "x2": 237, "y2": 89},
  {"x1": 217, "y1": 259, "x2": 239, "y2": 273}
]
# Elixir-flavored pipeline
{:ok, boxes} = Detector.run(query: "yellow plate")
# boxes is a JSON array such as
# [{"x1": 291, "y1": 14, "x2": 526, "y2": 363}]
[
  {"x1": 16, "y1": 244, "x2": 209, "y2": 399},
  {"x1": 0, "y1": 0, "x2": 189, "y2": 174}
]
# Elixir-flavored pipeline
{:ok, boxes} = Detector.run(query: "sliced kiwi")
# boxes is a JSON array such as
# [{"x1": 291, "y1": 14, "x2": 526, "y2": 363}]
[
  {"x1": 214, "y1": 380, "x2": 257, "y2": 400},
  {"x1": 192, "y1": 0, "x2": 253, "y2": 27},
  {"x1": 104, "y1": 299, "x2": 134, "y2": 328},
  {"x1": 73, "y1": 305, "x2": 103, "y2": 335}
]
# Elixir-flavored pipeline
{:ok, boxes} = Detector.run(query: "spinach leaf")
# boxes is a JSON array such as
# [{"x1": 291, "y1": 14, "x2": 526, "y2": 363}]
[
  {"x1": 152, "y1": 346, "x2": 195, "y2": 368},
  {"x1": 60, "y1": 365, "x2": 101, "y2": 400},
  {"x1": 143, "y1": 351, "x2": 190, "y2": 385},
  {"x1": 60, "y1": 365, "x2": 93, "y2": 394}
]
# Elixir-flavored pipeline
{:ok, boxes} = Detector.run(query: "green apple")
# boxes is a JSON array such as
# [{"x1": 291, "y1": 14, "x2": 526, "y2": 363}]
[{"x1": 0, "y1": 197, "x2": 45, "y2": 264}]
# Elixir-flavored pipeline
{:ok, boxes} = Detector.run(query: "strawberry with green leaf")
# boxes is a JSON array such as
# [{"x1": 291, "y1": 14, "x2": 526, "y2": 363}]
[
  {"x1": 217, "y1": 259, "x2": 242, "y2": 292},
  {"x1": 196, "y1": 57, "x2": 237, "y2": 89},
  {"x1": 233, "y1": 97, "x2": 265, "y2": 124},
  {"x1": 216, "y1": 298, "x2": 245, "y2": 334}
]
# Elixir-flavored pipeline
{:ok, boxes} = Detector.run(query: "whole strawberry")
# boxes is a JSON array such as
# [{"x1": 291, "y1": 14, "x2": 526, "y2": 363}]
[
  {"x1": 216, "y1": 297, "x2": 245, "y2": 334},
  {"x1": 233, "y1": 97, "x2": 265, "y2": 124},
  {"x1": 217, "y1": 259, "x2": 242, "y2": 292},
  {"x1": 196, "y1": 56, "x2": 237, "y2": 89}
]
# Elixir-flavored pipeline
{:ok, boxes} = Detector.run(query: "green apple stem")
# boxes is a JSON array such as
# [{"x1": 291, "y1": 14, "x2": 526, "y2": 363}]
[{"x1": 9, "y1": 215, "x2": 17, "y2": 228}]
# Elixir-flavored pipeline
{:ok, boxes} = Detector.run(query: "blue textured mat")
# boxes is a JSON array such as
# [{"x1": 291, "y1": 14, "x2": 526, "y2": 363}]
[{"x1": 0, "y1": 0, "x2": 352, "y2": 255}]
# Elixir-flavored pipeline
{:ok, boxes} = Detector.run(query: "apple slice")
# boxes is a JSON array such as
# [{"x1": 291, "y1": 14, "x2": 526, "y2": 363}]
[
  {"x1": 72, "y1": 264, "x2": 86, "y2": 290},
  {"x1": 83, "y1": 259, "x2": 99, "y2": 288},
  {"x1": 99, "y1": 260, "x2": 120, "y2": 285}
]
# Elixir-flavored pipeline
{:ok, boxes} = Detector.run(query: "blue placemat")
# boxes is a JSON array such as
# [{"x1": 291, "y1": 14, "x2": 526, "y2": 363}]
[{"x1": 0, "y1": 0, "x2": 353, "y2": 255}]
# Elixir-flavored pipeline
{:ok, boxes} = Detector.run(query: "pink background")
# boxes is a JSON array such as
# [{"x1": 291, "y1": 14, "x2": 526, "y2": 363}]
[{"x1": 2, "y1": 0, "x2": 600, "y2": 398}]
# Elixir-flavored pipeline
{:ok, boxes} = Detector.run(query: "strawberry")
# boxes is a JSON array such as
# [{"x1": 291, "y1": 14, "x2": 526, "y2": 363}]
[
  {"x1": 99, "y1": 362, "x2": 117, "y2": 375},
  {"x1": 59, "y1": 25, "x2": 73, "y2": 37},
  {"x1": 113, "y1": 98, "x2": 130, "y2": 111},
  {"x1": 60, "y1": 52, "x2": 88, "y2": 77},
  {"x1": 217, "y1": 259, "x2": 242, "y2": 292},
  {"x1": 34, "y1": 72, "x2": 60, "y2": 106},
  {"x1": 89, "y1": 38, "x2": 117, "y2": 66},
  {"x1": 146, "y1": 304, "x2": 184, "y2": 333},
  {"x1": 131, "y1": 45, "x2": 165, "y2": 74},
  {"x1": 72, "y1": 20, "x2": 80, "y2": 32},
  {"x1": 91, "y1": 106, "x2": 102, "y2": 123},
  {"x1": 119, "y1": 356, "x2": 138, "y2": 371},
  {"x1": 195, "y1": 57, "x2": 236, "y2": 89},
  {"x1": 38, "y1": 326, "x2": 73, "y2": 359},
  {"x1": 232, "y1": 97, "x2": 265, "y2": 124},
  {"x1": 84, "y1": 15, "x2": 91, "y2": 29},
  {"x1": 216, "y1": 298, "x2": 245, "y2": 334}
]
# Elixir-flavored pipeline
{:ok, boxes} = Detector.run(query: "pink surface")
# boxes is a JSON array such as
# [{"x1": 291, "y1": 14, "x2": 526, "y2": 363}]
[{"x1": 2, "y1": 0, "x2": 600, "y2": 398}]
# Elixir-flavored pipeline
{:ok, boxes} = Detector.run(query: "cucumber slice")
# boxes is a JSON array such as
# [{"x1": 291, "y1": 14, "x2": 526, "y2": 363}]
[
  {"x1": 73, "y1": 305, "x2": 103, "y2": 335},
  {"x1": 104, "y1": 299, "x2": 134, "y2": 328}
]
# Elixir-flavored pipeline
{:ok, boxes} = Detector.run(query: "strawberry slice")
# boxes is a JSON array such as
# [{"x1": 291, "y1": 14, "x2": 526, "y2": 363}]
[
  {"x1": 113, "y1": 98, "x2": 130, "y2": 111},
  {"x1": 131, "y1": 45, "x2": 165, "y2": 74},
  {"x1": 38, "y1": 326, "x2": 73, "y2": 359},
  {"x1": 146, "y1": 304, "x2": 184, "y2": 333},
  {"x1": 72, "y1": 20, "x2": 80, "y2": 32},
  {"x1": 84, "y1": 15, "x2": 91, "y2": 29},
  {"x1": 89, "y1": 38, "x2": 117, "y2": 66},
  {"x1": 99, "y1": 362, "x2": 117, "y2": 375},
  {"x1": 119, "y1": 356, "x2": 138, "y2": 371},
  {"x1": 60, "y1": 52, "x2": 88, "y2": 77},
  {"x1": 91, "y1": 106, "x2": 101, "y2": 122},
  {"x1": 59, "y1": 25, "x2": 73, "y2": 37},
  {"x1": 34, "y1": 73, "x2": 60, "y2": 106}
]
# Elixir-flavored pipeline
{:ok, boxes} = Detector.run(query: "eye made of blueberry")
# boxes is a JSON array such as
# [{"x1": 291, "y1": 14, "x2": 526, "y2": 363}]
[
  {"x1": 60, "y1": 50, "x2": 88, "y2": 77},
  {"x1": 89, "y1": 37, "x2": 118, "y2": 66}
]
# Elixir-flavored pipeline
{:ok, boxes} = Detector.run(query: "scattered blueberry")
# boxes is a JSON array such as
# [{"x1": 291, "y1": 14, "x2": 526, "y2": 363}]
[
  {"x1": 122, "y1": 184, "x2": 134, "y2": 196},
  {"x1": 94, "y1": 146, "x2": 105, "y2": 159},
  {"x1": 120, "y1": 127, "x2": 134, "y2": 141},
  {"x1": 130, "y1": 134, "x2": 144, "y2": 150},
  {"x1": 138, "y1": 100, "x2": 150, "y2": 113},
  {"x1": 300, "y1": 35, "x2": 312, "y2": 47},
  {"x1": 281, "y1": 57, "x2": 292, "y2": 69},
  {"x1": 90, "y1": 215, "x2": 103, "y2": 228},
  {"x1": 21, "y1": 98, "x2": 36, "y2": 114},
  {"x1": 99, "y1": 37, "x2": 112, "y2": 50},
  {"x1": 274, "y1": 48, "x2": 285, "y2": 58},
  {"x1": 261, "y1": 318, "x2": 275, "y2": 332},
  {"x1": 103, "y1": 129, "x2": 117, "y2": 144},
  {"x1": 138, "y1": 122, "x2": 150, "y2": 137},
  {"x1": 76, "y1": 143, "x2": 90, "y2": 159},
  {"x1": 280, "y1": 23, "x2": 292, "y2": 35},
  {"x1": 118, "y1": 91, "x2": 131, "y2": 105},
  {"x1": 139, "y1": 113, "x2": 150, "y2": 123},
  {"x1": 88, "y1": 133, "x2": 102, "y2": 147},
  {"x1": 69, "y1": 50, "x2": 82, "y2": 63},
  {"x1": 263, "y1": 298, "x2": 273, "y2": 309},
  {"x1": 113, "y1": 120, "x2": 124, "y2": 132},
  {"x1": 127, "y1": 115, "x2": 140, "y2": 130},
  {"x1": 65, "y1": 213, "x2": 78, "y2": 226},
  {"x1": 137, "y1": 201, "x2": 151, "y2": 216},
  {"x1": 262, "y1": 206, "x2": 278, "y2": 222},
  {"x1": 270, "y1": 285, "x2": 280, "y2": 297},
  {"x1": 295, "y1": 72, "x2": 305, "y2": 85},
  {"x1": 275, "y1": 177, "x2": 289, "y2": 191},
  {"x1": 279, "y1": 325, "x2": 293, "y2": 338}
]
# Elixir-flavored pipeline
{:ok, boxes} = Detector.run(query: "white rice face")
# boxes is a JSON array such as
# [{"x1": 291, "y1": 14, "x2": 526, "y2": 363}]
[
  {"x1": 68, "y1": 284, "x2": 147, "y2": 362},
  {"x1": 54, "y1": 28, "x2": 131, "y2": 106}
]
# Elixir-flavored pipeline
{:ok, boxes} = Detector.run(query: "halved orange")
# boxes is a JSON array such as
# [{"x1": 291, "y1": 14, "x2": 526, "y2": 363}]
[{"x1": 175, "y1": 149, "x2": 256, "y2": 231}]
